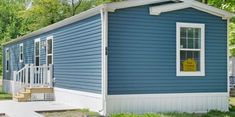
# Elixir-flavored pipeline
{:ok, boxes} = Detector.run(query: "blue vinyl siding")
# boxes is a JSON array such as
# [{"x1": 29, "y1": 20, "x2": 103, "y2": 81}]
[
  {"x1": 53, "y1": 15, "x2": 102, "y2": 93},
  {"x1": 3, "y1": 39, "x2": 34, "y2": 80},
  {"x1": 108, "y1": 6, "x2": 227, "y2": 94},
  {"x1": 3, "y1": 15, "x2": 102, "y2": 94}
]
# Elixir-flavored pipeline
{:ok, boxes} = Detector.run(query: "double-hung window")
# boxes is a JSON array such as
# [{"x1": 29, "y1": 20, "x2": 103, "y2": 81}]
[
  {"x1": 176, "y1": 22, "x2": 205, "y2": 76},
  {"x1": 6, "y1": 48, "x2": 10, "y2": 72},
  {"x1": 46, "y1": 36, "x2": 53, "y2": 66},
  {"x1": 34, "y1": 39, "x2": 40, "y2": 66},
  {"x1": 19, "y1": 43, "x2": 24, "y2": 63}
]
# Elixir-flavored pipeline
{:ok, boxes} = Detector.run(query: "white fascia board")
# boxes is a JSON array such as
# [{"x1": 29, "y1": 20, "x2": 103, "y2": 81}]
[
  {"x1": 187, "y1": 0, "x2": 234, "y2": 19},
  {"x1": 150, "y1": 3, "x2": 190, "y2": 15},
  {"x1": 150, "y1": 0, "x2": 234, "y2": 19}
]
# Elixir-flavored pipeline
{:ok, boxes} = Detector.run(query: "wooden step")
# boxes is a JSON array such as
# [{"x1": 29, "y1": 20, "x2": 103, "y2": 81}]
[
  {"x1": 14, "y1": 95, "x2": 28, "y2": 102},
  {"x1": 230, "y1": 88, "x2": 235, "y2": 97},
  {"x1": 14, "y1": 87, "x2": 54, "y2": 102},
  {"x1": 26, "y1": 87, "x2": 54, "y2": 93}
]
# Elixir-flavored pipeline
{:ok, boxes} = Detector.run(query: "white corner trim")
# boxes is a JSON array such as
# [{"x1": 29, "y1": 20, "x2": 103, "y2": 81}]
[
  {"x1": 176, "y1": 22, "x2": 205, "y2": 76},
  {"x1": 227, "y1": 19, "x2": 230, "y2": 97},
  {"x1": 101, "y1": 7, "x2": 108, "y2": 115},
  {"x1": 106, "y1": 93, "x2": 228, "y2": 114},
  {"x1": 150, "y1": 1, "x2": 234, "y2": 19}
]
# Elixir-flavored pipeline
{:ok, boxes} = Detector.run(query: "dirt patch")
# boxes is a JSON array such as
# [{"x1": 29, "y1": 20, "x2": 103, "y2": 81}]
[{"x1": 39, "y1": 109, "x2": 99, "y2": 117}]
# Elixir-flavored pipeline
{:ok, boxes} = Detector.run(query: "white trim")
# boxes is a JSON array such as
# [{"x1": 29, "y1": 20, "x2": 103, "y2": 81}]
[
  {"x1": 3, "y1": 0, "x2": 234, "y2": 46},
  {"x1": 54, "y1": 87, "x2": 102, "y2": 98},
  {"x1": 5, "y1": 48, "x2": 9, "y2": 72},
  {"x1": 101, "y1": 7, "x2": 108, "y2": 115},
  {"x1": 106, "y1": 93, "x2": 228, "y2": 114},
  {"x1": 227, "y1": 19, "x2": 230, "y2": 97},
  {"x1": 106, "y1": 0, "x2": 170, "y2": 12},
  {"x1": 19, "y1": 43, "x2": 24, "y2": 63},
  {"x1": 184, "y1": 0, "x2": 234, "y2": 19},
  {"x1": 150, "y1": 0, "x2": 235, "y2": 19},
  {"x1": 54, "y1": 87, "x2": 102, "y2": 113},
  {"x1": 176, "y1": 22, "x2": 205, "y2": 76},
  {"x1": 150, "y1": 3, "x2": 190, "y2": 15},
  {"x1": 46, "y1": 36, "x2": 53, "y2": 66},
  {"x1": 34, "y1": 38, "x2": 40, "y2": 66},
  {"x1": 107, "y1": 92, "x2": 227, "y2": 98}
]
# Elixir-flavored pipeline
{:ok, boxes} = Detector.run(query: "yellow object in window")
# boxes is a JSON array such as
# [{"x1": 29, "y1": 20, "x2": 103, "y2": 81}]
[{"x1": 183, "y1": 58, "x2": 197, "y2": 71}]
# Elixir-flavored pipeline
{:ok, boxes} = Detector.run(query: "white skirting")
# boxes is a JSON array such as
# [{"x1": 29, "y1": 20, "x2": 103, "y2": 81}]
[
  {"x1": 2, "y1": 80, "x2": 13, "y2": 94},
  {"x1": 54, "y1": 87, "x2": 103, "y2": 113},
  {"x1": 106, "y1": 93, "x2": 228, "y2": 114}
]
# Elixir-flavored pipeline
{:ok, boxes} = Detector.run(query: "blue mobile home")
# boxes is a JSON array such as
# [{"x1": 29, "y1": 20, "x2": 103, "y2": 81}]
[{"x1": 2, "y1": 0, "x2": 234, "y2": 115}]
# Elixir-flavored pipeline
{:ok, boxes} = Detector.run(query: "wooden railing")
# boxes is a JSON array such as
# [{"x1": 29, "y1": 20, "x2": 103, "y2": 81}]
[{"x1": 12, "y1": 64, "x2": 53, "y2": 96}]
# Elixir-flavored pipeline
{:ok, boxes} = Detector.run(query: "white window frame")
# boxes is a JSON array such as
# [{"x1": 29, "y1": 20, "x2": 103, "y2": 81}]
[
  {"x1": 19, "y1": 43, "x2": 24, "y2": 63},
  {"x1": 6, "y1": 48, "x2": 9, "y2": 72},
  {"x1": 34, "y1": 38, "x2": 40, "y2": 66},
  {"x1": 176, "y1": 22, "x2": 205, "y2": 76},
  {"x1": 46, "y1": 36, "x2": 53, "y2": 66}
]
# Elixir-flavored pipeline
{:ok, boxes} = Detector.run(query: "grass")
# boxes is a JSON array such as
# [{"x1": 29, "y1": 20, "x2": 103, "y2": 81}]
[
  {"x1": 111, "y1": 110, "x2": 235, "y2": 117},
  {"x1": 0, "y1": 85, "x2": 12, "y2": 100},
  {"x1": 39, "y1": 98, "x2": 235, "y2": 117},
  {"x1": 111, "y1": 98, "x2": 235, "y2": 117},
  {"x1": 40, "y1": 109, "x2": 100, "y2": 117}
]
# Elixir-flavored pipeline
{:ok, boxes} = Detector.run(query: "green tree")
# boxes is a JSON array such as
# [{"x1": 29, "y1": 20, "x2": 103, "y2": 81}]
[
  {"x1": 19, "y1": 0, "x2": 68, "y2": 32},
  {"x1": 0, "y1": 0, "x2": 26, "y2": 75},
  {"x1": 198, "y1": 0, "x2": 235, "y2": 56}
]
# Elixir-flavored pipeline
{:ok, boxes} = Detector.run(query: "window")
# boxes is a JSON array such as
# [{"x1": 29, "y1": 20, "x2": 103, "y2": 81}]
[
  {"x1": 46, "y1": 36, "x2": 53, "y2": 66},
  {"x1": 176, "y1": 22, "x2": 205, "y2": 76},
  {"x1": 6, "y1": 48, "x2": 9, "y2": 72},
  {"x1": 19, "y1": 43, "x2": 23, "y2": 63},
  {"x1": 34, "y1": 39, "x2": 40, "y2": 66}
]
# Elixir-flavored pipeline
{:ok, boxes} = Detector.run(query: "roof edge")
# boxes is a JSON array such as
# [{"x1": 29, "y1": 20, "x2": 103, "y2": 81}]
[
  {"x1": 3, "y1": 0, "x2": 234, "y2": 46},
  {"x1": 150, "y1": 0, "x2": 234, "y2": 19}
]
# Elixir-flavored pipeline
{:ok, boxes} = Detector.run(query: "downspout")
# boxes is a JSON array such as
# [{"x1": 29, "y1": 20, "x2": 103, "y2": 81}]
[{"x1": 100, "y1": 5, "x2": 108, "y2": 116}]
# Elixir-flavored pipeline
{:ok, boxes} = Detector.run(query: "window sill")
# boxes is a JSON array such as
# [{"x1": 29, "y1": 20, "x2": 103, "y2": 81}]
[{"x1": 177, "y1": 72, "x2": 205, "y2": 76}]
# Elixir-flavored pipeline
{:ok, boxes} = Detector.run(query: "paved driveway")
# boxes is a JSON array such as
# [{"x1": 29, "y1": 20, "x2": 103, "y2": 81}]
[{"x1": 0, "y1": 100, "x2": 77, "y2": 117}]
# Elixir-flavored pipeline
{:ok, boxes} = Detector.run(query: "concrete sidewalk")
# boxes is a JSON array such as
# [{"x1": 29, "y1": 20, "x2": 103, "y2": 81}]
[{"x1": 0, "y1": 100, "x2": 77, "y2": 117}]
